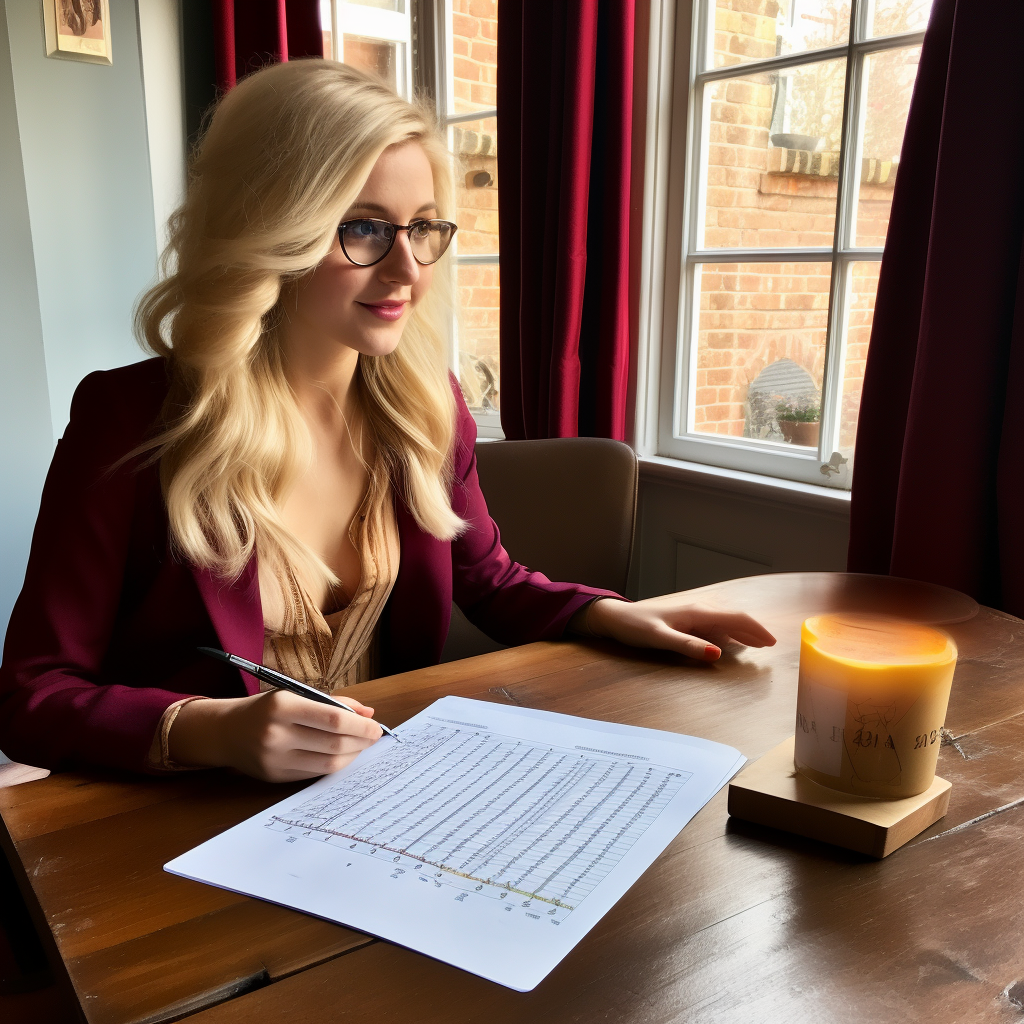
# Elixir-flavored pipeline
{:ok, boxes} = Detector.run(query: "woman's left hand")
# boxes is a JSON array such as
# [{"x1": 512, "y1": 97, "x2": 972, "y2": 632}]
[{"x1": 580, "y1": 595, "x2": 776, "y2": 661}]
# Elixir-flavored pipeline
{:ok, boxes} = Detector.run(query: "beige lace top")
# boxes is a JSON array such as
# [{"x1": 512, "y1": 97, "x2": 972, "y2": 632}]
[
  {"x1": 260, "y1": 481, "x2": 400, "y2": 693},
  {"x1": 147, "y1": 478, "x2": 399, "y2": 770}
]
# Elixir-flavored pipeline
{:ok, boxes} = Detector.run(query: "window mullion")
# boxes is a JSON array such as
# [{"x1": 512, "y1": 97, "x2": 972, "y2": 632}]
[
  {"x1": 446, "y1": 108, "x2": 498, "y2": 126},
  {"x1": 411, "y1": 0, "x2": 438, "y2": 104},
  {"x1": 689, "y1": 78, "x2": 710, "y2": 252},
  {"x1": 679, "y1": 0, "x2": 704, "y2": 436},
  {"x1": 695, "y1": 31, "x2": 924, "y2": 86},
  {"x1": 330, "y1": 0, "x2": 342, "y2": 60},
  {"x1": 815, "y1": 1, "x2": 856, "y2": 471},
  {"x1": 697, "y1": 41, "x2": 853, "y2": 83},
  {"x1": 820, "y1": 258, "x2": 851, "y2": 473},
  {"x1": 857, "y1": 0, "x2": 876, "y2": 42},
  {"x1": 680, "y1": 258, "x2": 699, "y2": 435},
  {"x1": 817, "y1": 2, "x2": 863, "y2": 473},
  {"x1": 831, "y1": 4, "x2": 862, "y2": 257},
  {"x1": 696, "y1": 0, "x2": 713, "y2": 76},
  {"x1": 838, "y1": 248, "x2": 883, "y2": 260},
  {"x1": 690, "y1": 248, "x2": 834, "y2": 262},
  {"x1": 456, "y1": 253, "x2": 500, "y2": 265},
  {"x1": 850, "y1": 30, "x2": 926, "y2": 56}
]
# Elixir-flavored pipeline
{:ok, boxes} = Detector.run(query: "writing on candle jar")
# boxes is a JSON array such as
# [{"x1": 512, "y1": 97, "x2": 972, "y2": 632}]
[
  {"x1": 793, "y1": 614, "x2": 957, "y2": 799},
  {"x1": 848, "y1": 728, "x2": 896, "y2": 750}
]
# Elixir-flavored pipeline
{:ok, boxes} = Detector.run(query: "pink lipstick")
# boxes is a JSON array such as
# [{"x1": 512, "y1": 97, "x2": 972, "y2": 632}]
[{"x1": 358, "y1": 300, "x2": 406, "y2": 322}]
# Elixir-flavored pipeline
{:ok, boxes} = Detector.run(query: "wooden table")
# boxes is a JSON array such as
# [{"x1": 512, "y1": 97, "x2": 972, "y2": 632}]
[{"x1": 3, "y1": 573, "x2": 1024, "y2": 1024}]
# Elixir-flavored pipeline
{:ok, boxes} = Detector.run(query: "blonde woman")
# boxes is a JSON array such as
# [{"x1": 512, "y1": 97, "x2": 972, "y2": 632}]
[{"x1": 0, "y1": 61, "x2": 774, "y2": 782}]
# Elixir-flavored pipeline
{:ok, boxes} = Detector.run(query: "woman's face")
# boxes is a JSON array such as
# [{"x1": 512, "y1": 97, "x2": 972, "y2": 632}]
[{"x1": 284, "y1": 141, "x2": 439, "y2": 361}]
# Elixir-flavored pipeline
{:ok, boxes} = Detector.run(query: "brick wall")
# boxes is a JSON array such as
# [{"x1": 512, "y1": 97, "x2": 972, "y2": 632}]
[
  {"x1": 451, "y1": 0, "x2": 500, "y2": 411},
  {"x1": 698, "y1": 0, "x2": 916, "y2": 449},
  {"x1": 452, "y1": 0, "x2": 497, "y2": 110}
]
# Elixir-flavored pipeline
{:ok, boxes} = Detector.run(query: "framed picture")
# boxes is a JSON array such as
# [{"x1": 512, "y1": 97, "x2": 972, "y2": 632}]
[{"x1": 42, "y1": 0, "x2": 112, "y2": 66}]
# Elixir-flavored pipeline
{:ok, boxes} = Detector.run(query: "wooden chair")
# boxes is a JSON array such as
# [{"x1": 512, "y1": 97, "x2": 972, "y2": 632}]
[{"x1": 440, "y1": 437, "x2": 639, "y2": 662}]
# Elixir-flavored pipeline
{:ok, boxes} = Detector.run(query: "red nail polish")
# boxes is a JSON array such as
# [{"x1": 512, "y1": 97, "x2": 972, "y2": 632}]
[{"x1": 705, "y1": 644, "x2": 721, "y2": 659}]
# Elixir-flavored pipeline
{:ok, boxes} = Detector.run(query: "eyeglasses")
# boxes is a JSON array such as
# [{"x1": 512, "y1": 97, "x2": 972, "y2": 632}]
[{"x1": 337, "y1": 218, "x2": 458, "y2": 267}]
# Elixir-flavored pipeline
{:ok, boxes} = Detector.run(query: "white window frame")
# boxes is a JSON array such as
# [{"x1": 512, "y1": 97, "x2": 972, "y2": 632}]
[{"x1": 642, "y1": 0, "x2": 926, "y2": 489}]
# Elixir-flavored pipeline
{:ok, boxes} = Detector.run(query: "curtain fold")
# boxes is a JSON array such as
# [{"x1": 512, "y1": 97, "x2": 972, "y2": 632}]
[
  {"x1": 213, "y1": 0, "x2": 323, "y2": 93},
  {"x1": 497, "y1": 1, "x2": 634, "y2": 440},
  {"x1": 847, "y1": 0, "x2": 1024, "y2": 616}
]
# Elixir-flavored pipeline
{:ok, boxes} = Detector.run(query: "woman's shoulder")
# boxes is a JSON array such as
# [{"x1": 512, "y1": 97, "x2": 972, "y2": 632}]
[
  {"x1": 71, "y1": 357, "x2": 169, "y2": 412},
  {"x1": 448, "y1": 371, "x2": 479, "y2": 474},
  {"x1": 64, "y1": 356, "x2": 170, "y2": 455}
]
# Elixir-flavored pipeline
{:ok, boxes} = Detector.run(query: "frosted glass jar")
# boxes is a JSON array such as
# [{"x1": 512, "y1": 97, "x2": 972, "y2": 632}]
[{"x1": 794, "y1": 614, "x2": 957, "y2": 799}]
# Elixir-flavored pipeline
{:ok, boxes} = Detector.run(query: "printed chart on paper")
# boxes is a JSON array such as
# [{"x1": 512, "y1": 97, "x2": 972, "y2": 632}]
[
  {"x1": 166, "y1": 696, "x2": 745, "y2": 990},
  {"x1": 265, "y1": 719, "x2": 692, "y2": 922}
]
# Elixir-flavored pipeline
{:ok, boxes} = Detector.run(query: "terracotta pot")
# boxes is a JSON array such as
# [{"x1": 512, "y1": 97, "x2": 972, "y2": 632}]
[{"x1": 779, "y1": 419, "x2": 820, "y2": 447}]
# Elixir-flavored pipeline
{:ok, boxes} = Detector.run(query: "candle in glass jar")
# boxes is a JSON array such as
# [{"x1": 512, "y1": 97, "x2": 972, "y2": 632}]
[{"x1": 794, "y1": 614, "x2": 957, "y2": 798}]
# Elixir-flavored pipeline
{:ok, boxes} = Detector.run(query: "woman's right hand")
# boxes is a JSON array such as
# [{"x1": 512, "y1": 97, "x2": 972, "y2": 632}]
[{"x1": 168, "y1": 691, "x2": 383, "y2": 782}]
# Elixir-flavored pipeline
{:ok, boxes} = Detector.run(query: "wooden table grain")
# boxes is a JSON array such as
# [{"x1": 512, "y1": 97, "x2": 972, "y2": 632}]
[{"x1": 3, "y1": 573, "x2": 1024, "y2": 1024}]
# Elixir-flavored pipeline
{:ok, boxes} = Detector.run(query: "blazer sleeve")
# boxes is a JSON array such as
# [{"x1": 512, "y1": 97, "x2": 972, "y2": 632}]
[
  {"x1": 0, "y1": 370, "x2": 194, "y2": 773},
  {"x1": 447, "y1": 385, "x2": 623, "y2": 645}
]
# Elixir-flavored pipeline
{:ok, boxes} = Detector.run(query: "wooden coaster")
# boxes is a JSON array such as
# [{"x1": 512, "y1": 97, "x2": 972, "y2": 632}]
[{"x1": 727, "y1": 736, "x2": 951, "y2": 858}]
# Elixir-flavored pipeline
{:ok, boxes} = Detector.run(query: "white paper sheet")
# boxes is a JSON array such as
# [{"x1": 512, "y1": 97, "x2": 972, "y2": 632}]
[{"x1": 165, "y1": 696, "x2": 745, "y2": 991}]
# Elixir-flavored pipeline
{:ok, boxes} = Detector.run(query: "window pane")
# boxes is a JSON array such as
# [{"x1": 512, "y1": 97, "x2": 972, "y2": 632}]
[
  {"x1": 853, "y1": 45, "x2": 920, "y2": 247},
  {"x1": 867, "y1": 0, "x2": 932, "y2": 37},
  {"x1": 450, "y1": 0, "x2": 498, "y2": 114},
  {"x1": 349, "y1": 0, "x2": 406, "y2": 11},
  {"x1": 702, "y1": 59, "x2": 846, "y2": 249},
  {"x1": 320, "y1": 0, "x2": 332, "y2": 55},
  {"x1": 836, "y1": 261, "x2": 880, "y2": 456},
  {"x1": 457, "y1": 263, "x2": 500, "y2": 412},
  {"x1": 343, "y1": 36, "x2": 406, "y2": 94},
  {"x1": 691, "y1": 261, "x2": 832, "y2": 445},
  {"x1": 711, "y1": 0, "x2": 848, "y2": 70},
  {"x1": 451, "y1": 116, "x2": 498, "y2": 255}
]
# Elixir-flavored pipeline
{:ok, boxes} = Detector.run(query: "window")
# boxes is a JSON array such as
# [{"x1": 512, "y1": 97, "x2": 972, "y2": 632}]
[
  {"x1": 652, "y1": 0, "x2": 932, "y2": 488},
  {"x1": 321, "y1": 1, "x2": 413, "y2": 97},
  {"x1": 443, "y1": 1, "x2": 501, "y2": 435},
  {"x1": 321, "y1": 0, "x2": 501, "y2": 435}
]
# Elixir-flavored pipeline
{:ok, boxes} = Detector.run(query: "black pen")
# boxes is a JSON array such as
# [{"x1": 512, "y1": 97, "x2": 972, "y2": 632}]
[{"x1": 197, "y1": 647, "x2": 401, "y2": 742}]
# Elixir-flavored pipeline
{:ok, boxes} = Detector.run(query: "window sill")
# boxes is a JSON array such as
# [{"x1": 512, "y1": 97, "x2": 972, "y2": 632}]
[
  {"x1": 472, "y1": 410, "x2": 504, "y2": 440},
  {"x1": 639, "y1": 454, "x2": 851, "y2": 516}
]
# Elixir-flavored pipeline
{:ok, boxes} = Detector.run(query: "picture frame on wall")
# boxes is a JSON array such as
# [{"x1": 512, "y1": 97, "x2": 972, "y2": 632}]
[{"x1": 42, "y1": 0, "x2": 113, "y2": 66}]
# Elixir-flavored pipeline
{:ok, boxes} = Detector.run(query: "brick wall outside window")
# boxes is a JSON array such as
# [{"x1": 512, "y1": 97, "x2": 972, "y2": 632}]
[{"x1": 451, "y1": 0, "x2": 500, "y2": 413}]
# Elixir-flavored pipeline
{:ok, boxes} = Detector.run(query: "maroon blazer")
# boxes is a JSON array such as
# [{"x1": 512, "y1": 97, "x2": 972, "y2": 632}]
[{"x1": 0, "y1": 359, "x2": 616, "y2": 773}]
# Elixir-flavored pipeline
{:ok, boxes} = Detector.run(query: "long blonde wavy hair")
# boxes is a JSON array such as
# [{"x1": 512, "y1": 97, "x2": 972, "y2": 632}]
[{"x1": 135, "y1": 59, "x2": 464, "y2": 588}]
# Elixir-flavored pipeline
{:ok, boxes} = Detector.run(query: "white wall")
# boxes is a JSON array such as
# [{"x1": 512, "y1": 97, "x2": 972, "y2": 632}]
[
  {"x1": 5, "y1": 0, "x2": 159, "y2": 440},
  {"x1": 138, "y1": 0, "x2": 185, "y2": 251},
  {"x1": 1, "y1": 0, "x2": 170, "y2": 635},
  {"x1": 633, "y1": 469, "x2": 851, "y2": 599},
  {"x1": 0, "y1": 7, "x2": 53, "y2": 640}
]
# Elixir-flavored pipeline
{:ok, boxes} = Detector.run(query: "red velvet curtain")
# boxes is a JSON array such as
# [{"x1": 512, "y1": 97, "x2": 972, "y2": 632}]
[
  {"x1": 213, "y1": 0, "x2": 323, "y2": 93},
  {"x1": 497, "y1": 1, "x2": 634, "y2": 440},
  {"x1": 847, "y1": 0, "x2": 1024, "y2": 616}
]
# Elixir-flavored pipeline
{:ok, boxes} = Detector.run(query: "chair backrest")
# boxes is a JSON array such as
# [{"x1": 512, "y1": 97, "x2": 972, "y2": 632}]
[
  {"x1": 440, "y1": 437, "x2": 638, "y2": 663},
  {"x1": 474, "y1": 437, "x2": 638, "y2": 594}
]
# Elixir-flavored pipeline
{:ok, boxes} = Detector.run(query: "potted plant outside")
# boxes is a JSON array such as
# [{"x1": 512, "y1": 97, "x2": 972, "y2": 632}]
[{"x1": 776, "y1": 400, "x2": 820, "y2": 447}]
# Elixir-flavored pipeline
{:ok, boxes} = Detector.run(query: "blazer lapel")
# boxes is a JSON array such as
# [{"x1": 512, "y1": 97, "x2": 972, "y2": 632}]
[
  {"x1": 383, "y1": 495, "x2": 451, "y2": 675},
  {"x1": 190, "y1": 555, "x2": 264, "y2": 695}
]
